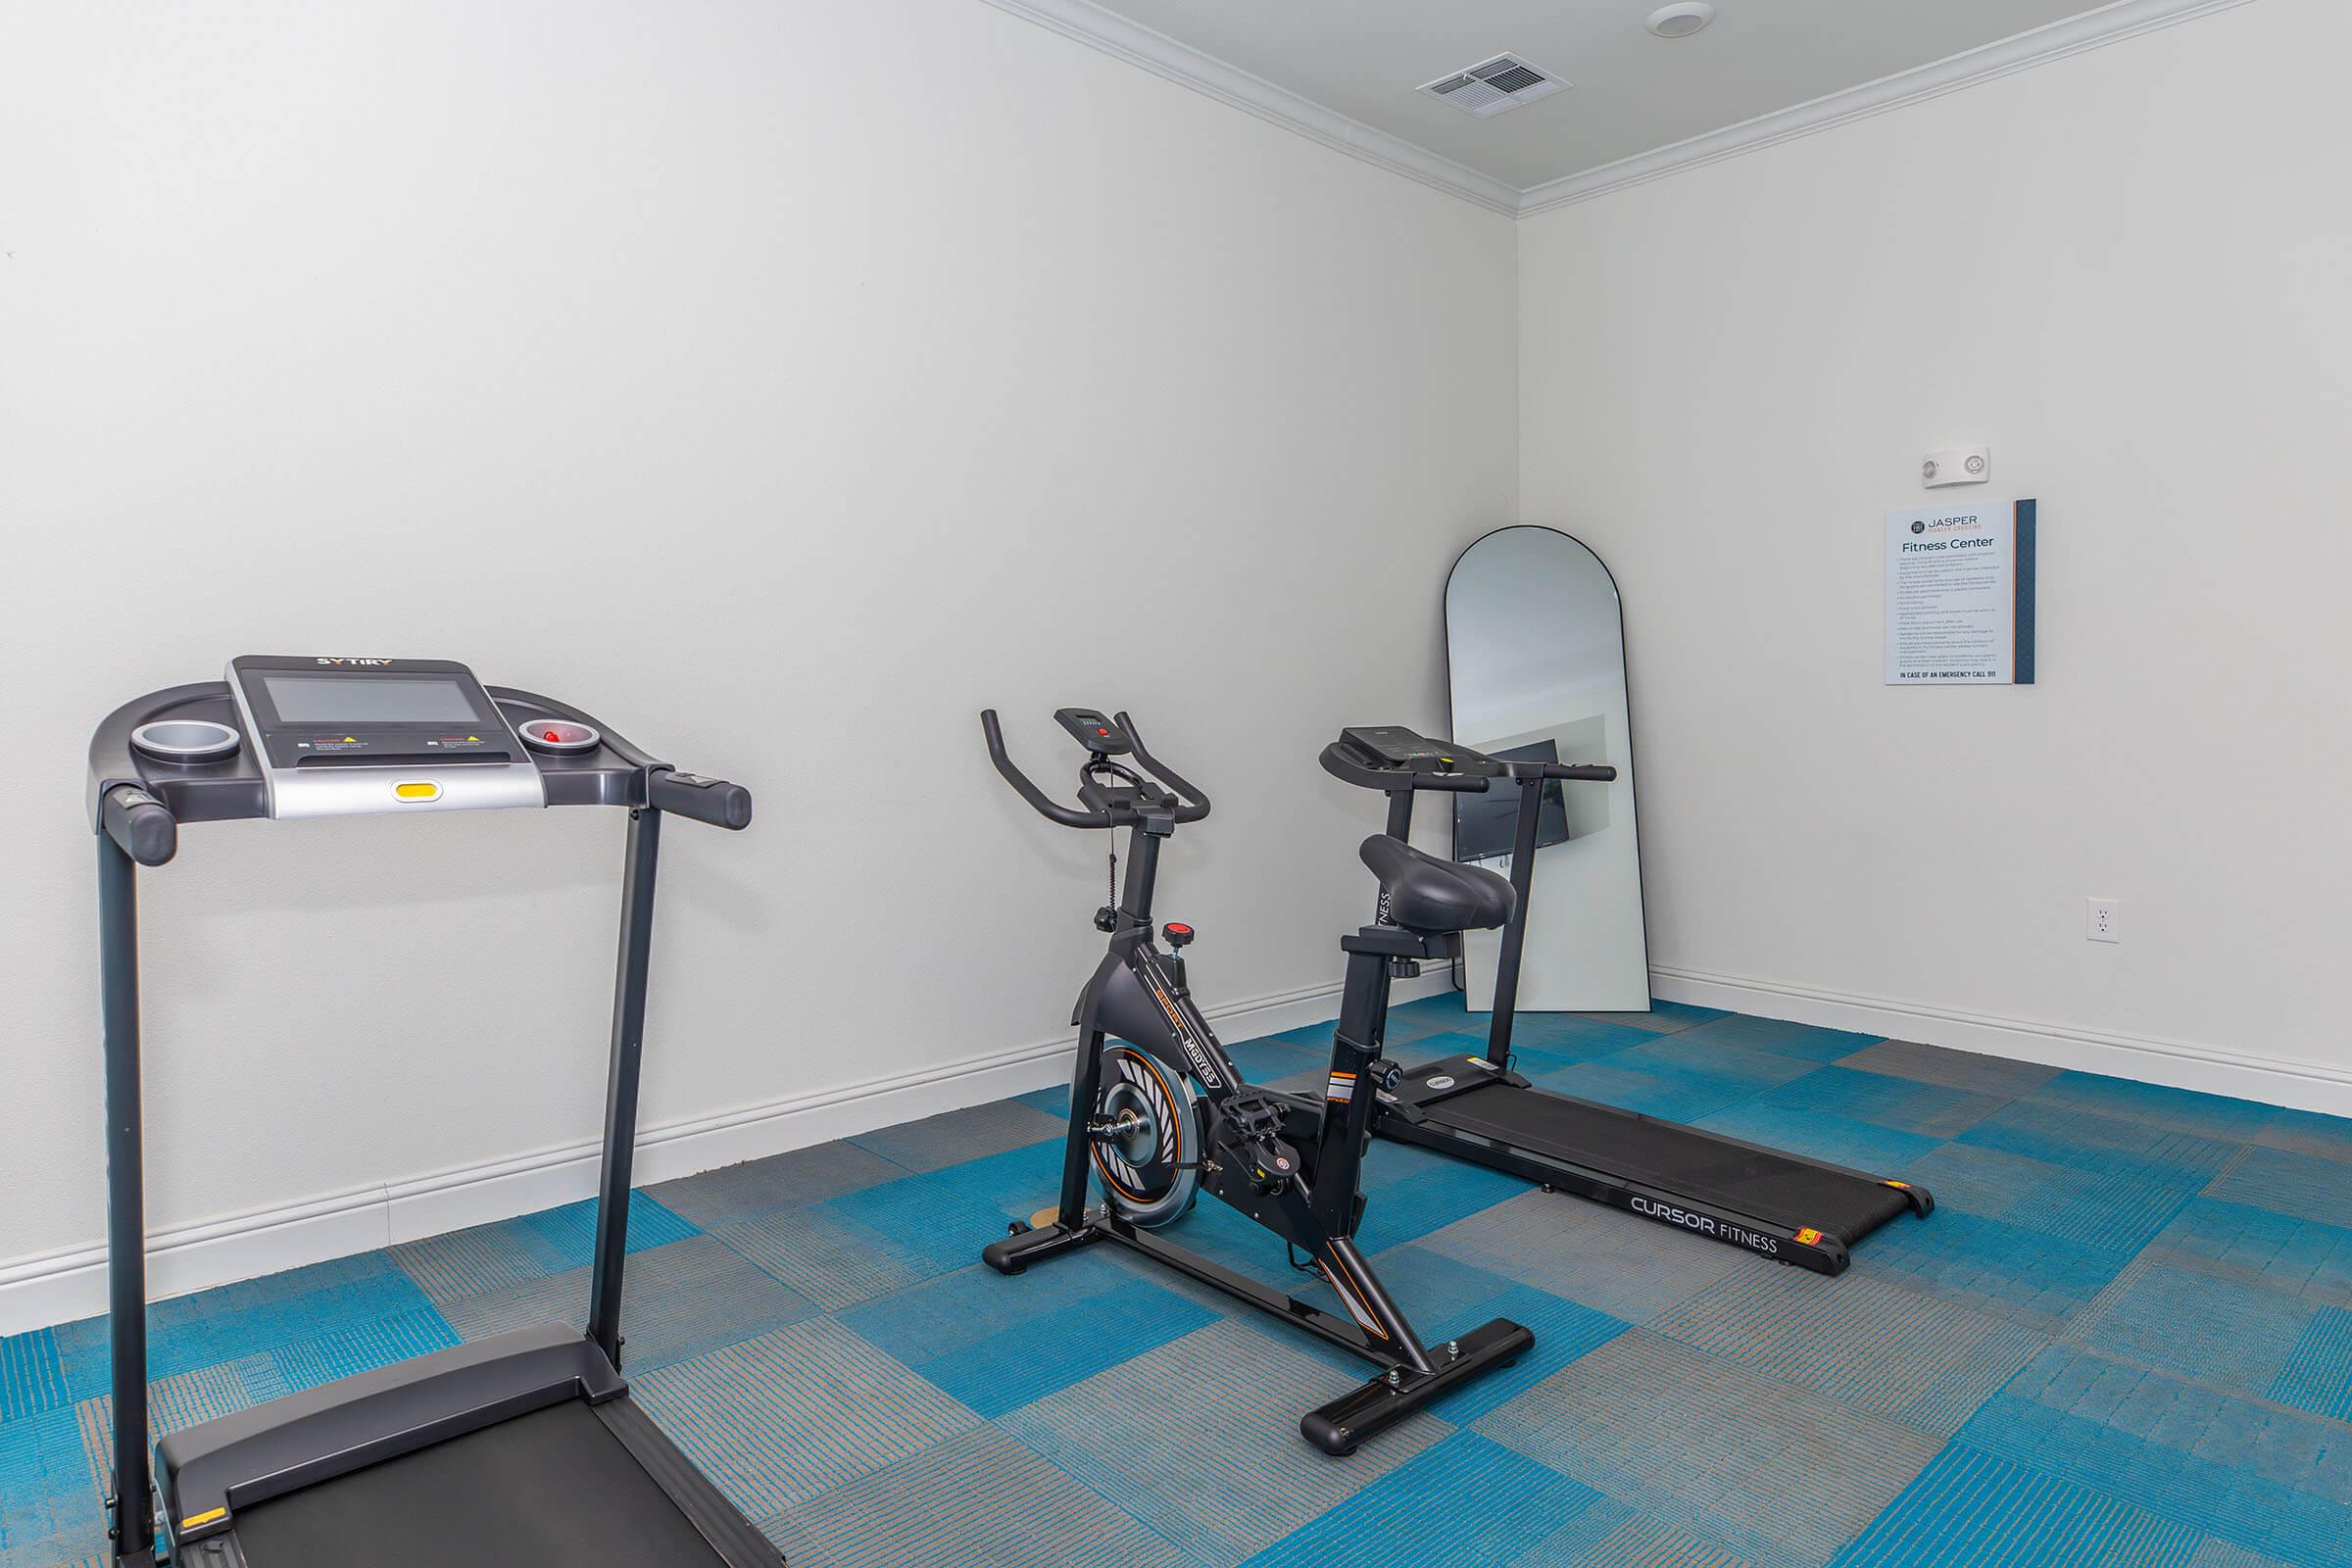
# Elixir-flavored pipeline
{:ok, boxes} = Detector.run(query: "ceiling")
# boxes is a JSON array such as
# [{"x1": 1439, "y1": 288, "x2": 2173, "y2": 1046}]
[{"x1": 1080, "y1": 0, "x2": 2129, "y2": 191}]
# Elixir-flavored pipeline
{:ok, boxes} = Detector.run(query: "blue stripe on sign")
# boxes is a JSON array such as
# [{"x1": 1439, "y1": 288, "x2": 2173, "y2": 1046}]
[{"x1": 2013, "y1": 497, "x2": 2035, "y2": 685}]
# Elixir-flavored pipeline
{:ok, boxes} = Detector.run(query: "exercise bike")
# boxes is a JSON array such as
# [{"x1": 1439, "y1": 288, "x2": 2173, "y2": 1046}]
[{"x1": 978, "y1": 707, "x2": 1532, "y2": 1454}]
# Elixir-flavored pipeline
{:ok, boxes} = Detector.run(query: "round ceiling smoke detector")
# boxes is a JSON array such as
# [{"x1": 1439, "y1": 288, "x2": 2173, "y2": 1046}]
[{"x1": 1646, "y1": 3, "x2": 1716, "y2": 38}]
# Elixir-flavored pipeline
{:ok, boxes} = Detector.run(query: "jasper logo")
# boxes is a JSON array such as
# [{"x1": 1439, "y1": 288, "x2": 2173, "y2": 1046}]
[{"x1": 1911, "y1": 520, "x2": 1927, "y2": 535}]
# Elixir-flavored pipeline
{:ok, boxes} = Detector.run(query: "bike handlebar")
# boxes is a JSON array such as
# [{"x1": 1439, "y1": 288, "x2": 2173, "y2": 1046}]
[
  {"x1": 1113, "y1": 710, "x2": 1210, "y2": 823},
  {"x1": 982, "y1": 710, "x2": 1105, "y2": 827},
  {"x1": 981, "y1": 708, "x2": 1210, "y2": 830}
]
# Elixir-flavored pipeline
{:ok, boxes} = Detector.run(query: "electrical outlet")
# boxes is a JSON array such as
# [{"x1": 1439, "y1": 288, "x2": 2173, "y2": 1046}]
[{"x1": 2086, "y1": 897, "x2": 2121, "y2": 944}]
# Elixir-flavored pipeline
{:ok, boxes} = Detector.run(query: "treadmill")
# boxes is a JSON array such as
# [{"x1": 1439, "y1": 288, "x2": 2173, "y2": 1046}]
[
  {"x1": 1322, "y1": 727, "x2": 1932, "y2": 1275},
  {"x1": 89, "y1": 657, "x2": 775, "y2": 1567}
]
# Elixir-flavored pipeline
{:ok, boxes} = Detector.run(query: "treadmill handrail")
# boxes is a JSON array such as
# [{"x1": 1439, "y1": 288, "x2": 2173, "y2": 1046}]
[
  {"x1": 1507, "y1": 760, "x2": 1617, "y2": 783},
  {"x1": 1318, "y1": 737, "x2": 1496, "y2": 794}
]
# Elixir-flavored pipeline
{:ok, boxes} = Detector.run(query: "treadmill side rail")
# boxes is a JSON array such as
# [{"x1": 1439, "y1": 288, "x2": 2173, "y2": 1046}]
[
  {"x1": 594, "y1": 1396, "x2": 788, "y2": 1566},
  {"x1": 158, "y1": 1325, "x2": 626, "y2": 1545}
]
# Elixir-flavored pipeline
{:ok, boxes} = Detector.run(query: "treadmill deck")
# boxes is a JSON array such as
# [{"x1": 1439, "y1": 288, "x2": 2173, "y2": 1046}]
[
  {"x1": 232, "y1": 1401, "x2": 753, "y2": 1567},
  {"x1": 1384, "y1": 1055, "x2": 1928, "y2": 1271}
]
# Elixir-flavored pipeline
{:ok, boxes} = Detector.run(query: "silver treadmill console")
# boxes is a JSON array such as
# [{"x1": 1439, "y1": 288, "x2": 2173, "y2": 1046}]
[{"x1": 225, "y1": 656, "x2": 546, "y2": 819}]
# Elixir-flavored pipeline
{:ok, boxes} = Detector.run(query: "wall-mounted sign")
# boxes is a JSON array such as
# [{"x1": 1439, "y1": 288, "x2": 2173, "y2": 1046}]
[{"x1": 1884, "y1": 498, "x2": 2036, "y2": 686}]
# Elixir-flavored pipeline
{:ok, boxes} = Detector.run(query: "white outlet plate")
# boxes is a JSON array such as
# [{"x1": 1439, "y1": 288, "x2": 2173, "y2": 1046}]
[{"x1": 2086, "y1": 897, "x2": 2121, "y2": 943}]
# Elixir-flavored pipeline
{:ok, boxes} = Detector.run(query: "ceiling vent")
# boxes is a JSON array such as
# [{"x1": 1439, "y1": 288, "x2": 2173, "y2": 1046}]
[{"x1": 1418, "y1": 54, "x2": 1570, "y2": 119}]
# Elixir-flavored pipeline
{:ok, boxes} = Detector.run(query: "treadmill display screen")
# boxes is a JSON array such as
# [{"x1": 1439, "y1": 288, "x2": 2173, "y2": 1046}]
[{"x1": 262, "y1": 674, "x2": 483, "y2": 724}]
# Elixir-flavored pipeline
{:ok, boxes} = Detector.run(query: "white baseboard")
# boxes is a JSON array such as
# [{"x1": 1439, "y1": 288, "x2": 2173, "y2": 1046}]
[
  {"x1": 1651, "y1": 963, "x2": 2352, "y2": 1118},
  {"x1": 0, "y1": 969, "x2": 1446, "y2": 1337}
]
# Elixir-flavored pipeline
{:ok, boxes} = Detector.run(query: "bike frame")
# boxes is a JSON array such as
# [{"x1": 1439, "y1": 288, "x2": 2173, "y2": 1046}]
[
  {"x1": 978, "y1": 708, "x2": 1531, "y2": 1453},
  {"x1": 1040, "y1": 818, "x2": 1426, "y2": 1356}
]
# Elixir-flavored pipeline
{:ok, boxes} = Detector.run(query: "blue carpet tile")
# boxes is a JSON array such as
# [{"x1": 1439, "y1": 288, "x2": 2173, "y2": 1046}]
[{"x1": 6, "y1": 993, "x2": 2350, "y2": 1566}]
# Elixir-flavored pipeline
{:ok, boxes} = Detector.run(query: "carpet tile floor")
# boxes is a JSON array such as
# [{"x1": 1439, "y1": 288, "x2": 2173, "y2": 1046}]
[{"x1": 4, "y1": 995, "x2": 2349, "y2": 1565}]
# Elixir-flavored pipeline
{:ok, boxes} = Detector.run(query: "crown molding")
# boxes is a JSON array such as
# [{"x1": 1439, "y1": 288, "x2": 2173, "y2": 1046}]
[
  {"x1": 979, "y1": 0, "x2": 2263, "y2": 220},
  {"x1": 973, "y1": 0, "x2": 1522, "y2": 217},
  {"x1": 1516, "y1": 0, "x2": 2263, "y2": 214}
]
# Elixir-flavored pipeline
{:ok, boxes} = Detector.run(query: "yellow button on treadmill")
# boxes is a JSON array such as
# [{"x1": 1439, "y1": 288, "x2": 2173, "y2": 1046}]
[{"x1": 395, "y1": 781, "x2": 441, "y2": 802}]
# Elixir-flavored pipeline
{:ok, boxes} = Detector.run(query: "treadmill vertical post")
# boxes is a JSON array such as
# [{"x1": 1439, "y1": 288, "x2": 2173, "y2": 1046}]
[
  {"x1": 97, "y1": 832, "x2": 153, "y2": 1563},
  {"x1": 588, "y1": 805, "x2": 663, "y2": 1368},
  {"x1": 1486, "y1": 771, "x2": 1545, "y2": 1071}
]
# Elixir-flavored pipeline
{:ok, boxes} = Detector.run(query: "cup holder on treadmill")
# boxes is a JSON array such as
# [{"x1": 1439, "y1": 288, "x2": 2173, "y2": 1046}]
[
  {"x1": 517, "y1": 718, "x2": 601, "y2": 754},
  {"x1": 130, "y1": 719, "x2": 242, "y2": 762}
]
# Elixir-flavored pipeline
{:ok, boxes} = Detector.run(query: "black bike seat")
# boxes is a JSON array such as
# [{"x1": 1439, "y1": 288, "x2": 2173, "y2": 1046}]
[{"x1": 1358, "y1": 835, "x2": 1515, "y2": 935}]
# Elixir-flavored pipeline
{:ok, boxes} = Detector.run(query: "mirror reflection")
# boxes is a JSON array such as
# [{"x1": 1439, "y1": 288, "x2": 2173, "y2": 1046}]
[{"x1": 1446, "y1": 525, "x2": 1651, "y2": 1013}]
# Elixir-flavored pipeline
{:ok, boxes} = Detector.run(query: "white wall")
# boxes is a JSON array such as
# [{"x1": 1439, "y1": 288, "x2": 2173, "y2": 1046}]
[
  {"x1": 1517, "y1": 0, "x2": 2352, "y2": 1109},
  {"x1": 0, "y1": 0, "x2": 1517, "y2": 1328}
]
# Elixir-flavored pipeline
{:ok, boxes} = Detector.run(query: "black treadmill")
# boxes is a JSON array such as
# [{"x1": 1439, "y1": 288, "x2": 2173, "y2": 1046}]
[
  {"x1": 1322, "y1": 727, "x2": 1932, "y2": 1275},
  {"x1": 89, "y1": 657, "x2": 775, "y2": 1567}
]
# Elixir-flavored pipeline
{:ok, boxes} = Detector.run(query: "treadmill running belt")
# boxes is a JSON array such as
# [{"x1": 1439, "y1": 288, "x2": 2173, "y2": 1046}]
[
  {"x1": 232, "y1": 1399, "x2": 743, "y2": 1567},
  {"x1": 1430, "y1": 1082, "x2": 1915, "y2": 1243}
]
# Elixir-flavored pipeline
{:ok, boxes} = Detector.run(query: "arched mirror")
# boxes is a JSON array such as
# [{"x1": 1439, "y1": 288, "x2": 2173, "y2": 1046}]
[{"x1": 1446, "y1": 525, "x2": 1651, "y2": 1013}]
